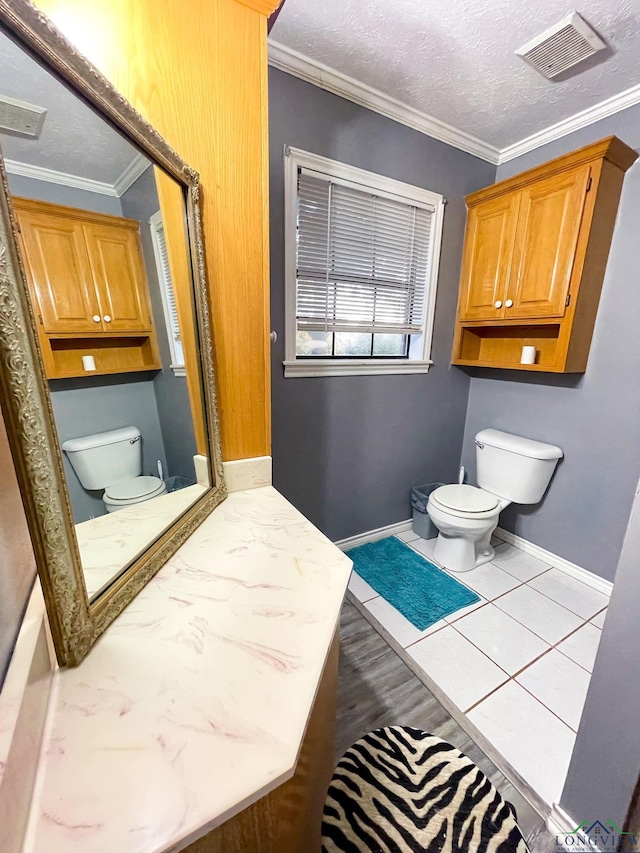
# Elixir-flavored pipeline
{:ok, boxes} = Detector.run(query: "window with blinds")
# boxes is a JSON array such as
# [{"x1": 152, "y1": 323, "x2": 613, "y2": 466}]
[
  {"x1": 296, "y1": 169, "x2": 434, "y2": 354},
  {"x1": 149, "y1": 211, "x2": 185, "y2": 372},
  {"x1": 284, "y1": 149, "x2": 445, "y2": 377}
]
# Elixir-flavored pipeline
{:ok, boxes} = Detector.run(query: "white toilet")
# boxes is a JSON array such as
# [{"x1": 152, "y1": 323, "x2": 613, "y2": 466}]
[
  {"x1": 62, "y1": 426, "x2": 167, "y2": 513},
  {"x1": 427, "y1": 429, "x2": 563, "y2": 573}
]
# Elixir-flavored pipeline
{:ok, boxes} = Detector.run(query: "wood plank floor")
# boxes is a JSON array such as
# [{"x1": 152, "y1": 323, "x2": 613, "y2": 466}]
[{"x1": 335, "y1": 600, "x2": 555, "y2": 848}]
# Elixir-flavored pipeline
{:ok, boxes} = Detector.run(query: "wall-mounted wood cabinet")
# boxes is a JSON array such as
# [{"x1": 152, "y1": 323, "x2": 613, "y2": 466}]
[
  {"x1": 13, "y1": 198, "x2": 160, "y2": 379},
  {"x1": 452, "y1": 137, "x2": 638, "y2": 372}
]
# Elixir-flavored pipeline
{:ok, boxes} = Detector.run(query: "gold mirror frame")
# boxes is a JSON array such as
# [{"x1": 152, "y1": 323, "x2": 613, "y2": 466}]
[{"x1": 0, "y1": 0, "x2": 226, "y2": 666}]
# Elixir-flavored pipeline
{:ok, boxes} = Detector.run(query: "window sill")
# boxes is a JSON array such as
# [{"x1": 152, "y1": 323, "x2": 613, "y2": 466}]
[
  {"x1": 283, "y1": 359, "x2": 433, "y2": 378},
  {"x1": 170, "y1": 364, "x2": 186, "y2": 377}
]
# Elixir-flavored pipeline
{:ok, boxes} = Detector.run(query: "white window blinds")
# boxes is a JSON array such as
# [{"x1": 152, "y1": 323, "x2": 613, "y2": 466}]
[
  {"x1": 157, "y1": 223, "x2": 181, "y2": 341},
  {"x1": 296, "y1": 168, "x2": 435, "y2": 336},
  {"x1": 149, "y1": 211, "x2": 184, "y2": 368}
]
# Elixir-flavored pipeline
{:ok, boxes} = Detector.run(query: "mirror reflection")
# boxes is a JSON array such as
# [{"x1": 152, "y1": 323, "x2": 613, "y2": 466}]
[{"x1": 0, "y1": 31, "x2": 211, "y2": 600}]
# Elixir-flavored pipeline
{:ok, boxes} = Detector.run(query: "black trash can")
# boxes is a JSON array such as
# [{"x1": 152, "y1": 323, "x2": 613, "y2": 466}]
[
  {"x1": 410, "y1": 482, "x2": 443, "y2": 539},
  {"x1": 165, "y1": 475, "x2": 195, "y2": 493}
]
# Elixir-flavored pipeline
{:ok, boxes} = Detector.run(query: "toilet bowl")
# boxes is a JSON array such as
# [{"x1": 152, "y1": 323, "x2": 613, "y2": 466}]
[
  {"x1": 62, "y1": 426, "x2": 168, "y2": 516},
  {"x1": 426, "y1": 429, "x2": 563, "y2": 573},
  {"x1": 427, "y1": 484, "x2": 508, "y2": 573},
  {"x1": 103, "y1": 475, "x2": 167, "y2": 513}
]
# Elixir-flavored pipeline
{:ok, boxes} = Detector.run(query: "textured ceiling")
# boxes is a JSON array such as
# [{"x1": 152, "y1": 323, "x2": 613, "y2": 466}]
[
  {"x1": 0, "y1": 30, "x2": 141, "y2": 184},
  {"x1": 272, "y1": 0, "x2": 640, "y2": 149}
]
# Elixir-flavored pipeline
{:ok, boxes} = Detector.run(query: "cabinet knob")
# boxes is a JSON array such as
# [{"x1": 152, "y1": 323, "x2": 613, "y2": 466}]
[
  {"x1": 103, "y1": 315, "x2": 112, "y2": 323},
  {"x1": 505, "y1": 299, "x2": 513, "y2": 308},
  {"x1": 494, "y1": 300, "x2": 502, "y2": 308},
  {"x1": 92, "y1": 315, "x2": 100, "y2": 322}
]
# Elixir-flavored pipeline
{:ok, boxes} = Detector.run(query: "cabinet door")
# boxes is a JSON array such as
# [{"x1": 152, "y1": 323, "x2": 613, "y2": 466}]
[
  {"x1": 82, "y1": 223, "x2": 152, "y2": 333},
  {"x1": 15, "y1": 209, "x2": 101, "y2": 334},
  {"x1": 457, "y1": 193, "x2": 521, "y2": 321},
  {"x1": 508, "y1": 165, "x2": 591, "y2": 319}
]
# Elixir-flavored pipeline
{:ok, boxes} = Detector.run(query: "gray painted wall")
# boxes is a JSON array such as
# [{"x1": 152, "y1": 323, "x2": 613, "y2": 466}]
[
  {"x1": 460, "y1": 105, "x2": 640, "y2": 582},
  {"x1": 50, "y1": 375, "x2": 168, "y2": 522},
  {"x1": 560, "y1": 477, "x2": 640, "y2": 826},
  {"x1": 120, "y1": 167, "x2": 197, "y2": 482},
  {"x1": 269, "y1": 68, "x2": 495, "y2": 541}
]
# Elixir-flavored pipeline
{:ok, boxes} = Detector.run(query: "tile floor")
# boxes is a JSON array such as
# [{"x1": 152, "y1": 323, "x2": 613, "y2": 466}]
[
  {"x1": 348, "y1": 529, "x2": 609, "y2": 809},
  {"x1": 336, "y1": 599, "x2": 551, "y2": 847}
]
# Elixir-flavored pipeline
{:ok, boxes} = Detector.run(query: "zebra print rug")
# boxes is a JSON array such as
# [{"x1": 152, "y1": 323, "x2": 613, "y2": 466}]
[{"x1": 322, "y1": 726, "x2": 529, "y2": 853}]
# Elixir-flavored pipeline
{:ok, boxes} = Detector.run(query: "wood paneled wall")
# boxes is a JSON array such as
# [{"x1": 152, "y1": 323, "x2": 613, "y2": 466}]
[{"x1": 35, "y1": 0, "x2": 277, "y2": 460}]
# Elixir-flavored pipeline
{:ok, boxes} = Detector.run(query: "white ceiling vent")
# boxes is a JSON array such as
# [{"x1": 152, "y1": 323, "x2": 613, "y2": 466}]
[
  {"x1": 0, "y1": 95, "x2": 46, "y2": 138},
  {"x1": 516, "y1": 12, "x2": 607, "y2": 80}
]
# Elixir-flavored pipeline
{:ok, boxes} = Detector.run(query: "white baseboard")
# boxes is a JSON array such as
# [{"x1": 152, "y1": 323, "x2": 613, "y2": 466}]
[
  {"x1": 333, "y1": 516, "x2": 612, "y2": 596},
  {"x1": 334, "y1": 519, "x2": 413, "y2": 551},
  {"x1": 496, "y1": 527, "x2": 613, "y2": 597},
  {"x1": 334, "y1": 518, "x2": 612, "y2": 596},
  {"x1": 547, "y1": 805, "x2": 605, "y2": 852},
  {"x1": 548, "y1": 804, "x2": 577, "y2": 837}
]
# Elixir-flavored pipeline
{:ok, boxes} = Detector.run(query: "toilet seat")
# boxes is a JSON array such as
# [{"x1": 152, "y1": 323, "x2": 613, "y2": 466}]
[
  {"x1": 430, "y1": 484, "x2": 500, "y2": 519},
  {"x1": 104, "y1": 475, "x2": 166, "y2": 506}
]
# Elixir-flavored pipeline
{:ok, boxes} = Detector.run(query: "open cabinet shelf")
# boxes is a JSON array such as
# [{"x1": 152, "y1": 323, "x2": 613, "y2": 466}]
[
  {"x1": 454, "y1": 324, "x2": 563, "y2": 371},
  {"x1": 47, "y1": 336, "x2": 161, "y2": 379}
]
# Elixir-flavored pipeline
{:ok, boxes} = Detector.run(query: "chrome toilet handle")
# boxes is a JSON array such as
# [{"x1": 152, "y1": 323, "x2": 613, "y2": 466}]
[{"x1": 475, "y1": 440, "x2": 485, "y2": 449}]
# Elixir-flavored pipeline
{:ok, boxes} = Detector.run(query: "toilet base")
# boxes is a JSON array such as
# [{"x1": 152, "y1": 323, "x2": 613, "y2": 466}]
[{"x1": 433, "y1": 529, "x2": 496, "y2": 573}]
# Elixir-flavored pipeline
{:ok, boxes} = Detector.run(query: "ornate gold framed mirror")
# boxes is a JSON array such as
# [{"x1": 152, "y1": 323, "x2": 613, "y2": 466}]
[{"x1": 0, "y1": 0, "x2": 226, "y2": 666}]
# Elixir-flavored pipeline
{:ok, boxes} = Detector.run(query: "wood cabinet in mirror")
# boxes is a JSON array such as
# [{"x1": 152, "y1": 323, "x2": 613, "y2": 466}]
[{"x1": 0, "y1": 0, "x2": 226, "y2": 666}]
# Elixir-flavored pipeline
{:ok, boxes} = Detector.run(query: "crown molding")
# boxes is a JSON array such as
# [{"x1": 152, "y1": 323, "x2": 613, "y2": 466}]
[
  {"x1": 114, "y1": 152, "x2": 151, "y2": 196},
  {"x1": 4, "y1": 158, "x2": 118, "y2": 196},
  {"x1": 268, "y1": 40, "x2": 501, "y2": 165},
  {"x1": 269, "y1": 40, "x2": 640, "y2": 169},
  {"x1": 498, "y1": 81, "x2": 640, "y2": 164},
  {"x1": 4, "y1": 153, "x2": 150, "y2": 199}
]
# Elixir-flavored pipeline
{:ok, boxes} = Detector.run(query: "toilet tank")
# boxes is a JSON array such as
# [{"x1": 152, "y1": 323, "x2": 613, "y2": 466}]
[
  {"x1": 62, "y1": 426, "x2": 142, "y2": 490},
  {"x1": 475, "y1": 429, "x2": 563, "y2": 504}
]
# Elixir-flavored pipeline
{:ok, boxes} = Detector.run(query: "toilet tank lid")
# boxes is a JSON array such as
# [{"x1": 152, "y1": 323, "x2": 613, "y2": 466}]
[
  {"x1": 62, "y1": 426, "x2": 140, "y2": 452},
  {"x1": 476, "y1": 429, "x2": 563, "y2": 460}
]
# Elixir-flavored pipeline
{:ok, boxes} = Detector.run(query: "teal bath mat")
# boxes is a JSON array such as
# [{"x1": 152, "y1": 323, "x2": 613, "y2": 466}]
[{"x1": 346, "y1": 536, "x2": 480, "y2": 630}]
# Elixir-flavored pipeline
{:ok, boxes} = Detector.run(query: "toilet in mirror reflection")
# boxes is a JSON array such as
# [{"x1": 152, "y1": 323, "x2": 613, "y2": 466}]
[
  {"x1": 62, "y1": 426, "x2": 168, "y2": 513},
  {"x1": 0, "y1": 26, "x2": 212, "y2": 601}
]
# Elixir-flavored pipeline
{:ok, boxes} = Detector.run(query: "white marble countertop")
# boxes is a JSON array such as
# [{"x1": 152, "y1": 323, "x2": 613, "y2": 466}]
[
  {"x1": 77, "y1": 484, "x2": 208, "y2": 598},
  {"x1": 25, "y1": 486, "x2": 352, "y2": 853}
]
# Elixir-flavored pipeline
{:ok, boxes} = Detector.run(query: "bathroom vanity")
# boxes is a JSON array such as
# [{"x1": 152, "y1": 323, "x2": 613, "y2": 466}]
[{"x1": 1, "y1": 477, "x2": 351, "y2": 853}]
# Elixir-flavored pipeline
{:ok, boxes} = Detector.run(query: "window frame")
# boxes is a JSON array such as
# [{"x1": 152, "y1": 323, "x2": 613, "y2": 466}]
[
  {"x1": 149, "y1": 209, "x2": 186, "y2": 377},
  {"x1": 283, "y1": 146, "x2": 446, "y2": 378}
]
